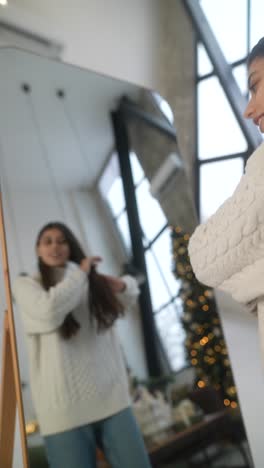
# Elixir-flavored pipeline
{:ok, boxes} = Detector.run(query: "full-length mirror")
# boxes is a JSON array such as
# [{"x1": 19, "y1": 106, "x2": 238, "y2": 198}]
[{"x1": 0, "y1": 47, "x2": 251, "y2": 468}]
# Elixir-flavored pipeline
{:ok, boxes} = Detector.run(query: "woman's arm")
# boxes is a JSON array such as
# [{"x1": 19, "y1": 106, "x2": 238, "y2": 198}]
[
  {"x1": 189, "y1": 143, "x2": 264, "y2": 290},
  {"x1": 103, "y1": 274, "x2": 140, "y2": 308},
  {"x1": 13, "y1": 262, "x2": 87, "y2": 334}
]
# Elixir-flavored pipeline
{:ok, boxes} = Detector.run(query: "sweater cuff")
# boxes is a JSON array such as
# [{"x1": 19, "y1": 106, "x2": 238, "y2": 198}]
[
  {"x1": 118, "y1": 275, "x2": 139, "y2": 307},
  {"x1": 65, "y1": 261, "x2": 87, "y2": 282}
]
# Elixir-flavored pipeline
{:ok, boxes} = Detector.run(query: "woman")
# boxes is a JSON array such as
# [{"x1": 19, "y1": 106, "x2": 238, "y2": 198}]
[
  {"x1": 188, "y1": 37, "x2": 264, "y2": 356},
  {"x1": 14, "y1": 222, "x2": 152, "y2": 468}
]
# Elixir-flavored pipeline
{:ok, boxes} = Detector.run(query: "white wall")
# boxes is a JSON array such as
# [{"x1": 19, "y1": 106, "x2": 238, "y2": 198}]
[
  {"x1": 215, "y1": 291, "x2": 262, "y2": 467},
  {"x1": 0, "y1": 0, "x2": 160, "y2": 89}
]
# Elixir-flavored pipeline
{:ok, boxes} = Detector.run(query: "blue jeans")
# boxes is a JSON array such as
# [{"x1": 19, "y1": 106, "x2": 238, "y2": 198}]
[{"x1": 44, "y1": 407, "x2": 152, "y2": 468}]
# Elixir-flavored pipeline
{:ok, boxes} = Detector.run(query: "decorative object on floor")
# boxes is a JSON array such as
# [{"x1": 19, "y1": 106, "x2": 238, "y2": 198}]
[
  {"x1": 171, "y1": 398, "x2": 203, "y2": 427},
  {"x1": 171, "y1": 226, "x2": 238, "y2": 407},
  {"x1": 133, "y1": 387, "x2": 173, "y2": 437}
]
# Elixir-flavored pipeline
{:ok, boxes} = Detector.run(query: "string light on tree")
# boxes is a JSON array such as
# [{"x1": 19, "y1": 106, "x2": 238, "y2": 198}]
[{"x1": 171, "y1": 226, "x2": 238, "y2": 406}]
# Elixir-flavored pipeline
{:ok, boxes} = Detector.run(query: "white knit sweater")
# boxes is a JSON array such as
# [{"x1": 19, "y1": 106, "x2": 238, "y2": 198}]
[
  {"x1": 13, "y1": 262, "x2": 139, "y2": 436},
  {"x1": 188, "y1": 142, "x2": 264, "y2": 356}
]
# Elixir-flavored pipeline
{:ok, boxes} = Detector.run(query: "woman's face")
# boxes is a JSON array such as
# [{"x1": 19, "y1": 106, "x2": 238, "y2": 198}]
[
  {"x1": 37, "y1": 228, "x2": 70, "y2": 267},
  {"x1": 244, "y1": 57, "x2": 264, "y2": 132}
]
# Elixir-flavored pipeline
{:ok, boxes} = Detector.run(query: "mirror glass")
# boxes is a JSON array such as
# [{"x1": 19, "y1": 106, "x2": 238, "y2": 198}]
[{"x1": 0, "y1": 47, "x2": 246, "y2": 468}]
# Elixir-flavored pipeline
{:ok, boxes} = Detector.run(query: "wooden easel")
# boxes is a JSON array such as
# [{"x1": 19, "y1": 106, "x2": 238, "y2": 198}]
[{"x1": 0, "y1": 193, "x2": 29, "y2": 467}]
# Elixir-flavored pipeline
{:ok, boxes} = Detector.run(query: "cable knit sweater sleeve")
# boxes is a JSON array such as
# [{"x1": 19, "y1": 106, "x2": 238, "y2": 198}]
[
  {"x1": 117, "y1": 275, "x2": 140, "y2": 308},
  {"x1": 13, "y1": 262, "x2": 87, "y2": 335},
  {"x1": 188, "y1": 142, "x2": 264, "y2": 290}
]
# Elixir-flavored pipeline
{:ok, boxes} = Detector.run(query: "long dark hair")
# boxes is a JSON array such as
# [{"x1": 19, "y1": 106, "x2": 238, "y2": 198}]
[
  {"x1": 36, "y1": 222, "x2": 124, "y2": 339},
  {"x1": 247, "y1": 37, "x2": 264, "y2": 66}
]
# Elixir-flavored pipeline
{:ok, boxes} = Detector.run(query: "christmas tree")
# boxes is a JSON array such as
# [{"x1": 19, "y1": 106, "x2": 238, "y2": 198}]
[{"x1": 171, "y1": 226, "x2": 238, "y2": 408}]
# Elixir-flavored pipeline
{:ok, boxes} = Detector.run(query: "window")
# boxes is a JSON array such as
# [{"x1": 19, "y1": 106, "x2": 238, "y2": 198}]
[
  {"x1": 200, "y1": 0, "x2": 248, "y2": 63},
  {"x1": 250, "y1": 0, "x2": 264, "y2": 49},
  {"x1": 197, "y1": 44, "x2": 213, "y2": 77},
  {"x1": 198, "y1": 77, "x2": 247, "y2": 160},
  {"x1": 232, "y1": 64, "x2": 248, "y2": 96},
  {"x1": 99, "y1": 151, "x2": 186, "y2": 372},
  {"x1": 196, "y1": 0, "x2": 261, "y2": 220},
  {"x1": 200, "y1": 158, "x2": 244, "y2": 221}
]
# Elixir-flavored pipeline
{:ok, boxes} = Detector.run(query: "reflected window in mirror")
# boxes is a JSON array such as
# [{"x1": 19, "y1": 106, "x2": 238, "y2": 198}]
[{"x1": 99, "y1": 151, "x2": 186, "y2": 372}]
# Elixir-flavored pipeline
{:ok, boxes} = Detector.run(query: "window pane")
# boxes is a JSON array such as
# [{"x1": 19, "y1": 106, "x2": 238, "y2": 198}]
[
  {"x1": 198, "y1": 76, "x2": 247, "y2": 159},
  {"x1": 200, "y1": 0, "x2": 248, "y2": 63},
  {"x1": 98, "y1": 153, "x2": 119, "y2": 196},
  {"x1": 145, "y1": 250, "x2": 171, "y2": 311},
  {"x1": 198, "y1": 43, "x2": 213, "y2": 76},
  {"x1": 116, "y1": 211, "x2": 131, "y2": 251},
  {"x1": 200, "y1": 158, "x2": 244, "y2": 221},
  {"x1": 152, "y1": 92, "x2": 174, "y2": 124},
  {"x1": 233, "y1": 63, "x2": 248, "y2": 96},
  {"x1": 155, "y1": 304, "x2": 186, "y2": 372},
  {"x1": 250, "y1": 0, "x2": 264, "y2": 49},
  {"x1": 136, "y1": 179, "x2": 167, "y2": 241},
  {"x1": 107, "y1": 177, "x2": 125, "y2": 217},
  {"x1": 151, "y1": 228, "x2": 181, "y2": 296},
  {"x1": 99, "y1": 152, "x2": 126, "y2": 217},
  {"x1": 130, "y1": 151, "x2": 144, "y2": 185}
]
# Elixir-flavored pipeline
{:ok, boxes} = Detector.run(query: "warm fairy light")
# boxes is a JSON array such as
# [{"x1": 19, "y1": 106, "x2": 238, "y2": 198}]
[
  {"x1": 197, "y1": 380, "x2": 205, "y2": 388},
  {"x1": 26, "y1": 421, "x2": 39, "y2": 435},
  {"x1": 198, "y1": 296, "x2": 206, "y2": 303},
  {"x1": 186, "y1": 299, "x2": 194, "y2": 307},
  {"x1": 200, "y1": 337, "x2": 209, "y2": 346},
  {"x1": 173, "y1": 228, "x2": 238, "y2": 409},
  {"x1": 178, "y1": 247, "x2": 186, "y2": 254}
]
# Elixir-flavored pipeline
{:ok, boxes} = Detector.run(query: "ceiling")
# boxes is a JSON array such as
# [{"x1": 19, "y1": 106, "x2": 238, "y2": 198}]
[{"x1": 0, "y1": 47, "x2": 140, "y2": 191}]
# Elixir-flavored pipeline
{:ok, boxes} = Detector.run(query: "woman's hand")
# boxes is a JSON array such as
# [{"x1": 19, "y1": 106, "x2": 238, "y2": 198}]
[
  {"x1": 80, "y1": 256, "x2": 102, "y2": 273},
  {"x1": 103, "y1": 275, "x2": 126, "y2": 293}
]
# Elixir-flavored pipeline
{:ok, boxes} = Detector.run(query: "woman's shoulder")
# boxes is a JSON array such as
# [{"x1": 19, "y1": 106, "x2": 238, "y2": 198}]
[{"x1": 13, "y1": 272, "x2": 42, "y2": 294}]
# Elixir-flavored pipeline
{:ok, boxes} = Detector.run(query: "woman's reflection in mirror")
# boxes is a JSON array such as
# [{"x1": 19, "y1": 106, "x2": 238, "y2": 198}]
[{"x1": 14, "y1": 221, "x2": 152, "y2": 468}]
